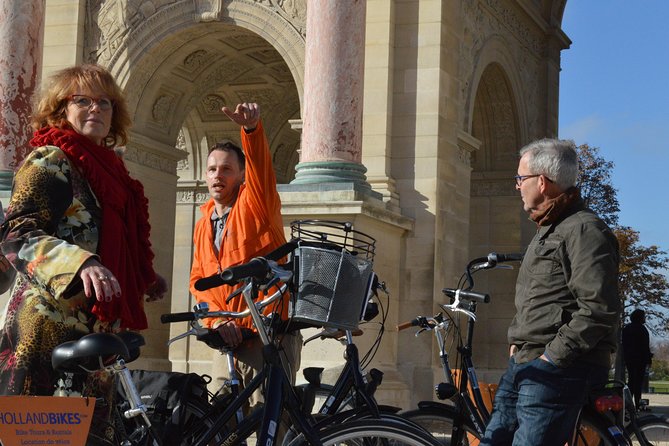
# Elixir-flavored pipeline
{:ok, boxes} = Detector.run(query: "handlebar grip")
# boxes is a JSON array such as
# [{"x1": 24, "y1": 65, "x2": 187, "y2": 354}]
[
  {"x1": 397, "y1": 319, "x2": 419, "y2": 331},
  {"x1": 193, "y1": 272, "x2": 236, "y2": 292},
  {"x1": 221, "y1": 257, "x2": 269, "y2": 283},
  {"x1": 491, "y1": 252, "x2": 524, "y2": 263},
  {"x1": 265, "y1": 240, "x2": 298, "y2": 261},
  {"x1": 442, "y1": 288, "x2": 490, "y2": 303},
  {"x1": 161, "y1": 312, "x2": 196, "y2": 323}
]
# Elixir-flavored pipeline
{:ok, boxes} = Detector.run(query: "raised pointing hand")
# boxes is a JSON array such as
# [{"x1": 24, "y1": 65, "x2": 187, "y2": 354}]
[{"x1": 222, "y1": 103, "x2": 260, "y2": 131}]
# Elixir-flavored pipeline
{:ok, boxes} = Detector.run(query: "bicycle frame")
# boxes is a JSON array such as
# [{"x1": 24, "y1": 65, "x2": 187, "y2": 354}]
[{"x1": 179, "y1": 269, "x2": 325, "y2": 446}]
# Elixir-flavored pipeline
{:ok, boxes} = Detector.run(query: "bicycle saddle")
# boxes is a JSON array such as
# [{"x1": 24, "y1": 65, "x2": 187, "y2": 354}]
[
  {"x1": 116, "y1": 331, "x2": 145, "y2": 363},
  {"x1": 52, "y1": 332, "x2": 130, "y2": 373}
]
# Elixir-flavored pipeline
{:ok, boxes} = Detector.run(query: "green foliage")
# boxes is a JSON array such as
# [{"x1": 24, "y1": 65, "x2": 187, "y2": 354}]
[
  {"x1": 650, "y1": 340, "x2": 669, "y2": 380},
  {"x1": 616, "y1": 227, "x2": 669, "y2": 335},
  {"x1": 577, "y1": 144, "x2": 620, "y2": 227}
]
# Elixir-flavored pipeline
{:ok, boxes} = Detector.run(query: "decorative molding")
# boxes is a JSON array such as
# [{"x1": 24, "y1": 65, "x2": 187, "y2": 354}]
[
  {"x1": 124, "y1": 132, "x2": 188, "y2": 174},
  {"x1": 470, "y1": 172, "x2": 517, "y2": 197},
  {"x1": 123, "y1": 145, "x2": 178, "y2": 173},
  {"x1": 457, "y1": 130, "x2": 482, "y2": 167},
  {"x1": 176, "y1": 183, "x2": 209, "y2": 204}
]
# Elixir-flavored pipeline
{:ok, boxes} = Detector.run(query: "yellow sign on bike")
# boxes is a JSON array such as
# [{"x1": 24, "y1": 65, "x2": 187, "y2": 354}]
[{"x1": 0, "y1": 396, "x2": 94, "y2": 446}]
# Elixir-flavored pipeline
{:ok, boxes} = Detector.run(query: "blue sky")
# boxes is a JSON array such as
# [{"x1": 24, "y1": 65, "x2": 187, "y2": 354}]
[{"x1": 559, "y1": 2, "x2": 669, "y2": 254}]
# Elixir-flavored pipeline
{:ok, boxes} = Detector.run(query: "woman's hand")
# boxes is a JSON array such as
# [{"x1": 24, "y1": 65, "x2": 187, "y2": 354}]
[
  {"x1": 145, "y1": 273, "x2": 168, "y2": 302},
  {"x1": 79, "y1": 258, "x2": 121, "y2": 302}
]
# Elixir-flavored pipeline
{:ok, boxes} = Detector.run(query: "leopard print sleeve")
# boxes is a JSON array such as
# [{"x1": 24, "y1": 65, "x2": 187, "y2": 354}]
[{"x1": 0, "y1": 146, "x2": 95, "y2": 296}]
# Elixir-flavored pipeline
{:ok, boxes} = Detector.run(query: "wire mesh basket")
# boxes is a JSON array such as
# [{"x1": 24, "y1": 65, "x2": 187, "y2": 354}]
[{"x1": 289, "y1": 220, "x2": 376, "y2": 331}]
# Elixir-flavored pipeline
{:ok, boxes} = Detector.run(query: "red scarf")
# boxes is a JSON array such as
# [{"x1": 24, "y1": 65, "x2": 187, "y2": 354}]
[
  {"x1": 30, "y1": 127, "x2": 156, "y2": 329},
  {"x1": 530, "y1": 187, "x2": 582, "y2": 227}
]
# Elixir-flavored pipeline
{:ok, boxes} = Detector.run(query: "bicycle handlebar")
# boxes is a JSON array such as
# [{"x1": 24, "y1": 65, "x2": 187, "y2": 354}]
[
  {"x1": 442, "y1": 288, "x2": 490, "y2": 303},
  {"x1": 193, "y1": 241, "x2": 298, "y2": 291},
  {"x1": 397, "y1": 316, "x2": 427, "y2": 331},
  {"x1": 161, "y1": 311, "x2": 197, "y2": 323},
  {"x1": 161, "y1": 284, "x2": 288, "y2": 325}
]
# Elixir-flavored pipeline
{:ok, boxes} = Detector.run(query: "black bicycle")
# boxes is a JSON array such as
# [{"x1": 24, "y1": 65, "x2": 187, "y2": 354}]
[
  {"x1": 397, "y1": 252, "x2": 669, "y2": 446},
  {"x1": 163, "y1": 231, "x2": 443, "y2": 446}
]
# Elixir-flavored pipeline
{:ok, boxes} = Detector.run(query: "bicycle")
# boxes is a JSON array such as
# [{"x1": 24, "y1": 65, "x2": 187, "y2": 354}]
[
  {"x1": 397, "y1": 252, "x2": 669, "y2": 446},
  {"x1": 52, "y1": 330, "x2": 214, "y2": 445},
  {"x1": 163, "y1": 234, "x2": 443, "y2": 445}
]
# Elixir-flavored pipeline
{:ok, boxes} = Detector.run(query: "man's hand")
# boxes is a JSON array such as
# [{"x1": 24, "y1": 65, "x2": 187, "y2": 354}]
[
  {"x1": 222, "y1": 103, "x2": 260, "y2": 131},
  {"x1": 215, "y1": 320, "x2": 243, "y2": 348}
]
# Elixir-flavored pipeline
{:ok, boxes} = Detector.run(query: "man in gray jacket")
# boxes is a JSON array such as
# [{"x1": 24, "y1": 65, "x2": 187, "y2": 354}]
[{"x1": 481, "y1": 139, "x2": 620, "y2": 446}]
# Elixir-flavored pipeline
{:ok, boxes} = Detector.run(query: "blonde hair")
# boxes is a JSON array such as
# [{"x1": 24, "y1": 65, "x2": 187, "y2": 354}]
[{"x1": 31, "y1": 64, "x2": 131, "y2": 147}]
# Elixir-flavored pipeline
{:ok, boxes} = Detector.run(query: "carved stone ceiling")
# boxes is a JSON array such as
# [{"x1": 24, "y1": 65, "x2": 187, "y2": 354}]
[
  {"x1": 132, "y1": 24, "x2": 299, "y2": 136},
  {"x1": 124, "y1": 23, "x2": 301, "y2": 182}
]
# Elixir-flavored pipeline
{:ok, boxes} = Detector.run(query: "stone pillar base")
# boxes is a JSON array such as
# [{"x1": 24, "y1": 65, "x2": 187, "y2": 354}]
[
  {"x1": 292, "y1": 161, "x2": 371, "y2": 192},
  {"x1": 0, "y1": 170, "x2": 13, "y2": 192}
]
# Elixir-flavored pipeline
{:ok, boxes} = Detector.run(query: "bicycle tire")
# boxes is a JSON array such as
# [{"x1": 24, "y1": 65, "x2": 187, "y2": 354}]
[
  {"x1": 629, "y1": 414, "x2": 669, "y2": 446},
  {"x1": 288, "y1": 418, "x2": 443, "y2": 445},
  {"x1": 400, "y1": 405, "x2": 480, "y2": 446},
  {"x1": 574, "y1": 410, "x2": 621, "y2": 446},
  {"x1": 176, "y1": 395, "x2": 232, "y2": 446}
]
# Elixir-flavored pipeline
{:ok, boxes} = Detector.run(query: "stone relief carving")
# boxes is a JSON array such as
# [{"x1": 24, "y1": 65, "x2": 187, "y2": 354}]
[
  {"x1": 202, "y1": 94, "x2": 226, "y2": 114},
  {"x1": 184, "y1": 50, "x2": 209, "y2": 72},
  {"x1": 194, "y1": 0, "x2": 222, "y2": 22},
  {"x1": 175, "y1": 130, "x2": 190, "y2": 170},
  {"x1": 176, "y1": 188, "x2": 209, "y2": 203},
  {"x1": 152, "y1": 94, "x2": 174, "y2": 126},
  {"x1": 86, "y1": 0, "x2": 306, "y2": 66},
  {"x1": 460, "y1": 0, "x2": 544, "y2": 137}
]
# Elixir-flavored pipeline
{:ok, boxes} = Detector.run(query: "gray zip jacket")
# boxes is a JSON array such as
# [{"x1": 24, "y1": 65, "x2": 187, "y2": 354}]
[{"x1": 508, "y1": 201, "x2": 620, "y2": 368}]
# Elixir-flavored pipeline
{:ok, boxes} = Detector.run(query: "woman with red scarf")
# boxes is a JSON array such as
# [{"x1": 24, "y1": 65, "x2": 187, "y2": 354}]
[{"x1": 0, "y1": 64, "x2": 166, "y2": 440}]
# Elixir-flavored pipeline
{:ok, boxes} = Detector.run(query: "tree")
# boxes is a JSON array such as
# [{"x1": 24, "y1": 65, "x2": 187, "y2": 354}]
[
  {"x1": 577, "y1": 144, "x2": 669, "y2": 335},
  {"x1": 616, "y1": 226, "x2": 669, "y2": 335},
  {"x1": 577, "y1": 144, "x2": 619, "y2": 228}
]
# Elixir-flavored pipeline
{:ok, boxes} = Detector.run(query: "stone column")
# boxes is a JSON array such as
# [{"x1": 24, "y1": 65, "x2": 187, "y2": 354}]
[
  {"x1": 292, "y1": 0, "x2": 369, "y2": 188},
  {"x1": 0, "y1": 0, "x2": 45, "y2": 190}
]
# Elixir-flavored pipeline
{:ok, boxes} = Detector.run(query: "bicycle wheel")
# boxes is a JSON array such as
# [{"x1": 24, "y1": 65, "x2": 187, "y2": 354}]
[
  {"x1": 170, "y1": 396, "x2": 227, "y2": 445},
  {"x1": 289, "y1": 418, "x2": 443, "y2": 445},
  {"x1": 573, "y1": 411, "x2": 620, "y2": 446},
  {"x1": 400, "y1": 406, "x2": 480, "y2": 446},
  {"x1": 629, "y1": 414, "x2": 669, "y2": 446}
]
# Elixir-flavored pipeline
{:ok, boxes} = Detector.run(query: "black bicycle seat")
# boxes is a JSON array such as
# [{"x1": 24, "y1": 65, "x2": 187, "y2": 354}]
[
  {"x1": 52, "y1": 332, "x2": 130, "y2": 373},
  {"x1": 116, "y1": 331, "x2": 145, "y2": 363}
]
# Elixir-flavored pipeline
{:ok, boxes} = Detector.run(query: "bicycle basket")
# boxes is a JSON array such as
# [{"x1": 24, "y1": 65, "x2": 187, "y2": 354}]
[{"x1": 289, "y1": 220, "x2": 376, "y2": 331}]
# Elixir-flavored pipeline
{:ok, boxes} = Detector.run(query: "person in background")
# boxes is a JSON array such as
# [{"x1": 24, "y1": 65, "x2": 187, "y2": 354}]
[
  {"x1": 189, "y1": 102, "x2": 301, "y2": 413},
  {"x1": 622, "y1": 309, "x2": 653, "y2": 410},
  {"x1": 481, "y1": 138, "x2": 620, "y2": 446},
  {"x1": 0, "y1": 64, "x2": 167, "y2": 443}
]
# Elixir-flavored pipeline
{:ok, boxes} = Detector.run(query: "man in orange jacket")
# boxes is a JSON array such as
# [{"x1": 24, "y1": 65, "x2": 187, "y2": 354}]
[{"x1": 189, "y1": 102, "x2": 301, "y2": 409}]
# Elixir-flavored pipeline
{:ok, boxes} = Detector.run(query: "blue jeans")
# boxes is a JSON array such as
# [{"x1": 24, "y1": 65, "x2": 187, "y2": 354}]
[{"x1": 481, "y1": 356, "x2": 608, "y2": 446}]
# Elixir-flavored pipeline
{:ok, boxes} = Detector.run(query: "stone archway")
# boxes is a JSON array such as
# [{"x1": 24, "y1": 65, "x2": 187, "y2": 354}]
[
  {"x1": 81, "y1": 1, "x2": 304, "y2": 373},
  {"x1": 468, "y1": 62, "x2": 525, "y2": 381}
]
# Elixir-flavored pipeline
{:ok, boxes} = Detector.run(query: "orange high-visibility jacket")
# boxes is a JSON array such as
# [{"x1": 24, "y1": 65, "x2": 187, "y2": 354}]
[{"x1": 189, "y1": 121, "x2": 288, "y2": 329}]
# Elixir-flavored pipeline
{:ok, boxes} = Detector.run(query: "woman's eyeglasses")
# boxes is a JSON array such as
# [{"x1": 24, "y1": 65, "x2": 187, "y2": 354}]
[{"x1": 67, "y1": 95, "x2": 114, "y2": 111}]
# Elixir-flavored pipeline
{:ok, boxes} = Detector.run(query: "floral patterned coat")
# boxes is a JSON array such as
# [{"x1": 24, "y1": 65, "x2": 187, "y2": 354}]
[{"x1": 0, "y1": 145, "x2": 118, "y2": 397}]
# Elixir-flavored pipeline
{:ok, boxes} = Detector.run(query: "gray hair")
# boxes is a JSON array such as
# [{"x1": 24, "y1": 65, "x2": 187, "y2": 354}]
[{"x1": 519, "y1": 138, "x2": 579, "y2": 191}]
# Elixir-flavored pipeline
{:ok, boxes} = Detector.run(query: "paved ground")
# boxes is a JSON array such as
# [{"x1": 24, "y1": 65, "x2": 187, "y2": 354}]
[{"x1": 645, "y1": 393, "x2": 669, "y2": 419}]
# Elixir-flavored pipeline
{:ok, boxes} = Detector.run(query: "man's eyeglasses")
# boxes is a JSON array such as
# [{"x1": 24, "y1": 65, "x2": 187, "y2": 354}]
[
  {"x1": 67, "y1": 95, "x2": 114, "y2": 111},
  {"x1": 513, "y1": 174, "x2": 541, "y2": 186}
]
